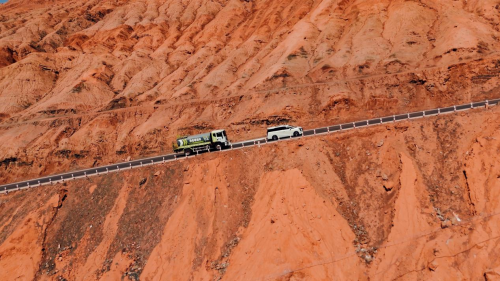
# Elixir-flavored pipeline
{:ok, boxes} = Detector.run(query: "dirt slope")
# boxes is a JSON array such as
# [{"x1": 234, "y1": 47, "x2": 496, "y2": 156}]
[
  {"x1": 0, "y1": 106, "x2": 499, "y2": 280},
  {"x1": 1, "y1": 0, "x2": 500, "y2": 280}
]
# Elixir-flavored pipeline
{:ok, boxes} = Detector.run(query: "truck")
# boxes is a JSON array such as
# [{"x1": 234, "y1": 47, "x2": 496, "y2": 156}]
[{"x1": 173, "y1": 129, "x2": 231, "y2": 155}]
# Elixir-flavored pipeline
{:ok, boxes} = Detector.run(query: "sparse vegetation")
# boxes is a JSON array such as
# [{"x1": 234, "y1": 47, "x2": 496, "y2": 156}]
[
  {"x1": 71, "y1": 82, "x2": 86, "y2": 93},
  {"x1": 39, "y1": 30, "x2": 48, "y2": 39}
]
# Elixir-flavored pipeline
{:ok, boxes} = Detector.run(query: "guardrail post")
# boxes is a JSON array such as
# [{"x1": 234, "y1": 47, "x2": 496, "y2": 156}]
[
  {"x1": 97, "y1": 169, "x2": 99, "y2": 175},
  {"x1": 454, "y1": 105, "x2": 456, "y2": 112},
  {"x1": 27, "y1": 182, "x2": 29, "y2": 188},
  {"x1": 130, "y1": 163, "x2": 132, "y2": 169},
  {"x1": 117, "y1": 166, "x2": 120, "y2": 171},
  {"x1": 162, "y1": 157, "x2": 165, "y2": 163},
  {"x1": 38, "y1": 180, "x2": 40, "y2": 187},
  {"x1": 61, "y1": 176, "x2": 64, "y2": 182},
  {"x1": 84, "y1": 172, "x2": 87, "y2": 178},
  {"x1": 106, "y1": 168, "x2": 109, "y2": 174},
  {"x1": 50, "y1": 178, "x2": 53, "y2": 184},
  {"x1": 437, "y1": 108, "x2": 440, "y2": 115},
  {"x1": 407, "y1": 113, "x2": 410, "y2": 119},
  {"x1": 314, "y1": 129, "x2": 316, "y2": 135},
  {"x1": 17, "y1": 185, "x2": 20, "y2": 191},
  {"x1": 72, "y1": 174, "x2": 74, "y2": 179},
  {"x1": 353, "y1": 123, "x2": 356, "y2": 128},
  {"x1": 393, "y1": 115, "x2": 396, "y2": 122},
  {"x1": 423, "y1": 111, "x2": 425, "y2": 117},
  {"x1": 340, "y1": 125, "x2": 343, "y2": 131},
  {"x1": 151, "y1": 160, "x2": 154, "y2": 164},
  {"x1": 141, "y1": 162, "x2": 143, "y2": 167}
]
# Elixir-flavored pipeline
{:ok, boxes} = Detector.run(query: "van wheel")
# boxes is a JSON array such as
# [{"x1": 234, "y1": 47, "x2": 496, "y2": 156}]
[
  {"x1": 215, "y1": 144, "x2": 222, "y2": 150},
  {"x1": 293, "y1": 131, "x2": 299, "y2": 137},
  {"x1": 272, "y1": 135, "x2": 278, "y2": 141}
]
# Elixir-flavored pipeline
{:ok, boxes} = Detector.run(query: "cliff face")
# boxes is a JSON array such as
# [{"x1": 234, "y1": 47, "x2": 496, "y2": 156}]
[{"x1": 0, "y1": 0, "x2": 500, "y2": 280}]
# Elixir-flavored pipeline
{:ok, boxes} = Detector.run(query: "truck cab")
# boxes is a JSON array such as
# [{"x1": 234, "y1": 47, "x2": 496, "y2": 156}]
[{"x1": 211, "y1": 129, "x2": 230, "y2": 149}]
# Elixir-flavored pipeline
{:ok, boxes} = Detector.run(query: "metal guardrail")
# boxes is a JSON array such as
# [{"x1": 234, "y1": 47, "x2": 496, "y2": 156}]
[{"x1": 1, "y1": 98, "x2": 499, "y2": 195}]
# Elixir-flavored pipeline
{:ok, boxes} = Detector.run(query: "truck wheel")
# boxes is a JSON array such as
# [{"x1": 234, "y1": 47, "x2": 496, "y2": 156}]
[
  {"x1": 215, "y1": 144, "x2": 222, "y2": 150},
  {"x1": 272, "y1": 135, "x2": 278, "y2": 141},
  {"x1": 293, "y1": 131, "x2": 299, "y2": 137},
  {"x1": 185, "y1": 149, "x2": 191, "y2": 156}
]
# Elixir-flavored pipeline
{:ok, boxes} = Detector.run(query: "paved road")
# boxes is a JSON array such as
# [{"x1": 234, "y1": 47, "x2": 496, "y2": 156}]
[{"x1": 1, "y1": 99, "x2": 499, "y2": 194}]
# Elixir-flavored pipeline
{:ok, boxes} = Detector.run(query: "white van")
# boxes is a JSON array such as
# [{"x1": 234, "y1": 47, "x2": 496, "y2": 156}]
[{"x1": 267, "y1": 125, "x2": 303, "y2": 140}]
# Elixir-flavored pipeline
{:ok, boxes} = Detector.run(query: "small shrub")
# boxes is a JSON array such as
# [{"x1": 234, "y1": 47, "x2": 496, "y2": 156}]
[{"x1": 71, "y1": 82, "x2": 86, "y2": 93}]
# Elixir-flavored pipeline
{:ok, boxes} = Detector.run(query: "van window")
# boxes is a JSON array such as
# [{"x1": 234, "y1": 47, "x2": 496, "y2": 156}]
[{"x1": 268, "y1": 126, "x2": 286, "y2": 133}]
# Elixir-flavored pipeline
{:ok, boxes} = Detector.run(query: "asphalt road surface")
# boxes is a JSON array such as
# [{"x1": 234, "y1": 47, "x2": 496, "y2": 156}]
[{"x1": 1, "y1": 98, "x2": 498, "y2": 194}]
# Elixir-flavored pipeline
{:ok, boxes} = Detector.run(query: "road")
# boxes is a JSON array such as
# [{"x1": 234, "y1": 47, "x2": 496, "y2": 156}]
[{"x1": 1, "y1": 98, "x2": 498, "y2": 194}]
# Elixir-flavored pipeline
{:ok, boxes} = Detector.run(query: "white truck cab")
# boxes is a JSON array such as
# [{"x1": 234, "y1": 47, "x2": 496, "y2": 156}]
[
  {"x1": 211, "y1": 129, "x2": 230, "y2": 147},
  {"x1": 267, "y1": 125, "x2": 303, "y2": 140}
]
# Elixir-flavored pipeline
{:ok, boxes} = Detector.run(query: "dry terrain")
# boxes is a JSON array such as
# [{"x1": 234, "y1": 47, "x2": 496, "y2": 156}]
[
  {"x1": 0, "y1": 0, "x2": 500, "y2": 280},
  {"x1": 1, "y1": 107, "x2": 500, "y2": 280}
]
